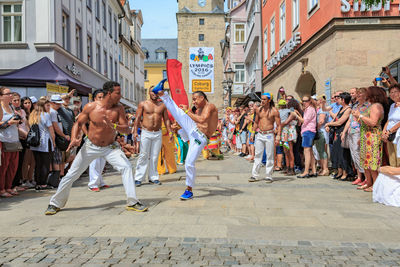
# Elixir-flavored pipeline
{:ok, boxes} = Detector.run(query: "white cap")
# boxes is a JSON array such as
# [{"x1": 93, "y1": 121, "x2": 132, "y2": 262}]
[
  {"x1": 50, "y1": 94, "x2": 64, "y2": 104},
  {"x1": 29, "y1": 96, "x2": 38, "y2": 104},
  {"x1": 311, "y1": 95, "x2": 317, "y2": 100}
]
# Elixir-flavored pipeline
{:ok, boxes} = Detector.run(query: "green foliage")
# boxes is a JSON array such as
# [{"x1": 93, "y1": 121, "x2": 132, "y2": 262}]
[{"x1": 362, "y1": 0, "x2": 393, "y2": 7}]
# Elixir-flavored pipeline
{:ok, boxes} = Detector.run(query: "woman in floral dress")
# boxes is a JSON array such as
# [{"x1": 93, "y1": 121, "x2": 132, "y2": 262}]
[{"x1": 353, "y1": 86, "x2": 387, "y2": 192}]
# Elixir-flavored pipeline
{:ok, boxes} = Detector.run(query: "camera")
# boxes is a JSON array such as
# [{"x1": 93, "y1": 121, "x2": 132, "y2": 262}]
[
  {"x1": 382, "y1": 67, "x2": 388, "y2": 73},
  {"x1": 13, "y1": 114, "x2": 22, "y2": 121}
]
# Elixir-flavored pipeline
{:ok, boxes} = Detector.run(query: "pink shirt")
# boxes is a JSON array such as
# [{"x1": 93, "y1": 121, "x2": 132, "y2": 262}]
[{"x1": 301, "y1": 106, "x2": 317, "y2": 135}]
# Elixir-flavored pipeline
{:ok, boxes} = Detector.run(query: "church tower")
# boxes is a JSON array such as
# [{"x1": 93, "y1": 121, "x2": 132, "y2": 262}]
[{"x1": 177, "y1": 0, "x2": 225, "y2": 109}]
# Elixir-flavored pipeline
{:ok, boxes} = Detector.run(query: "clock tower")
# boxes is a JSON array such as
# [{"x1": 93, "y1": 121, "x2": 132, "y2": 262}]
[{"x1": 176, "y1": 0, "x2": 225, "y2": 109}]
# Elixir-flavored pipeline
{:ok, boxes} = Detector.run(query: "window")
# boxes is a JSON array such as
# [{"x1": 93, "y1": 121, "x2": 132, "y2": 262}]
[
  {"x1": 125, "y1": 49, "x2": 128, "y2": 66},
  {"x1": 109, "y1": 56, "x2": 113, "y2": 79},
  {"x1": 102, "y1": 1, "x2": 106, "y2": 29},
  {"x1": 119, "y1": 45, "x2": 122, "y2": 62},
  {"x1": 96, "y1": 43, "x2": 100, "y2": 72},
  {"x1": 309, "y1": 0, "x2": 318, "y2": 12},
  {"x1": 199, "y1": 18, "x2": 204, "y2": 25},
  {"x1": 156, "y1": 51, "x2": 165, "y2": 61},
  {"x1": 114, "y1": 61, "x2": 118, "y2": 81},
  {"x1": 86, "y1": 0, "x2": 92, "y2": 10},
  {"x1": 1, "y1": 4, "x2": 23, "y2": 42},
  {"x1": 120, "y1": 76, "x2": 124, "y2": 97},
  {"x1": 162, "y1": 70, "x2": 167, "y2": 79},
  {"x1": 75, "y1": 25, "x2": 82, "y2": 60},
  {"x1": 95, "y1": 0, "x2": 100, "y2": 19},
  {"x1": 292, "y1": 0, "x2": 299, "y2": 30},
  {"x1": 279, "y1": 2, "x2": 286, "y2": 44},
  {"x1": 125, "y1": 78, "x2": 129, "y2": 97},
  {"x1": 130, "y1": 82, "x2": 133, "y2": 100},
  {"x1": 144, "y1": 70, "x2": 148, "y2": 80},
  {"x1": 270, "y1": 17, "x2": 275, "y2": 55},
  {"x1": 263, "y1": 28, "x2": 268, "y2": 62},
  {"x1": 234, "y1": 24, "x2": 245, "y2": 43},
  {"x1": 62, "y1": 12, "x2": 69, "y2": 50},
  {"x1": 130, "y1": 54, "x2": 133, "y2": 71},
  {"x1": 199, "y1": 34, "x2": 204, "y2": 41},
  {"x1": 104, "y1": 50, "x2": 107, "y2": 75},
  {"x1": 108, "y1": 9, "x2": 112, "y2": 37},
  {"x1": 87, "y1": 35, "x2": 92, "y2": 66},
  {"x1": 234, "y1": 64, "x2": 245, "y2": 83},
  {"x1": 114, "y1": 16, "x2": 117, "y2": 41}
]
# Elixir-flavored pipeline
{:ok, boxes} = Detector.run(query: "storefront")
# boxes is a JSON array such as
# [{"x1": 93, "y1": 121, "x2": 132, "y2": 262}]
[{"x1": 262, "y1": 0, "x2": 400, "y2": 101}]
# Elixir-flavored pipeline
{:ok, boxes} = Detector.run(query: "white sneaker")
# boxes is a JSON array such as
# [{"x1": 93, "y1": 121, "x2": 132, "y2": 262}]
[
  {"x1": 244, "y1": 155, "x2": 251, "y2": 159},
  {"x1": 265, "y1": 177, "x2": 273, "y2": 183}
]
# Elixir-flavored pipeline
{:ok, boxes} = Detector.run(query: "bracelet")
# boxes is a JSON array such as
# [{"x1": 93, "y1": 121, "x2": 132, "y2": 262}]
[
  {"x1": 113, "y1": 123, "x2": 117, "y2": 129},
  {"x1": 184, "y1": 110, "x2": 189, "y2": 114}
]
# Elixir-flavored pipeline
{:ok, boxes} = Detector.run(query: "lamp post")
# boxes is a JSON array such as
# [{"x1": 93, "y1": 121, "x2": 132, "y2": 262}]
[
  {"x1": 222, "y1": 80, "x2": 228, "y2": 107},
  {"x1": 224, "y1": 67, "x2": 236, "y2": 107}
]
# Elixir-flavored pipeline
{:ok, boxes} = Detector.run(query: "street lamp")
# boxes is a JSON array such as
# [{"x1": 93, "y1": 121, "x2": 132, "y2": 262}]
[
  {"x1": 224, "y1": 67, "x2": 236, "y2": 107},
  {"x1": 222, "y1": 80, "x2": 228, "y2": 108}
]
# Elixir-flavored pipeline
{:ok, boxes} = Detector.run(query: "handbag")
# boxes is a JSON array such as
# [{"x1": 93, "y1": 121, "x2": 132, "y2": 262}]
[
  {"x1": 388, "y1": 132, "x2": 396, "y2": 142},
  {"x1": 341, "y1": 133, "x2": 350, "y2": 149},
  {"x1": 55, "y1": 134, "x2": 69, "y2": 151},
  {"x1": 3, "y1": 141, "x2": 23, "y2": 152},
  {"x1": 26, "y1": 123, "x2": 40, "y2": 147}
]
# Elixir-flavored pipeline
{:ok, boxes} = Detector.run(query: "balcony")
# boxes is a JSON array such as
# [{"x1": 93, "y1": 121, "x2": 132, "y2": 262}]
[{"x1": 244, "y1": 11, "x2": 260, "y2": 63}]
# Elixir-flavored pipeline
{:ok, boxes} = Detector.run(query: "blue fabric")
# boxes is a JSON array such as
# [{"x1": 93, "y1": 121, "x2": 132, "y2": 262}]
[
  {"x1": 328, "y1": 103, "x2": 342, "y2": 122},
  {"x1": 262, "y1": 149, "x2": 266, "y2": 164},
  {"x1": 302, "y1": 131, "x2": 315, "y2": 148},
  {"x1": 276, "y1": 145, "x2": 284, "y2": 154},
  {"x1": 152, "y1": 79, "x2": 167, "y2": 94}
]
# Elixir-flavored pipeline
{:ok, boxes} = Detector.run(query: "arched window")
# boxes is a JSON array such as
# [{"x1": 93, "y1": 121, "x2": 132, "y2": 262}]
[{"x1": 155, "y1": 47, "x2": 167, "y2": 61}]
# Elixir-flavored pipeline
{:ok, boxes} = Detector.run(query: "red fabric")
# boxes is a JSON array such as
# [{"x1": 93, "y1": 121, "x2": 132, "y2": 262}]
[
  {"x1": 166, "y1": 59, "x2": 189, "y2": 107},
  {"x1": 0, "y1": 149, "x2": 19, "y2": 191}
]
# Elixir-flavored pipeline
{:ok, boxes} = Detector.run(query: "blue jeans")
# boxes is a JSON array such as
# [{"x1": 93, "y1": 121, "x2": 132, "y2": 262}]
[{"x1": 302, "y1": 131, "x2": 316, "y2": 148}]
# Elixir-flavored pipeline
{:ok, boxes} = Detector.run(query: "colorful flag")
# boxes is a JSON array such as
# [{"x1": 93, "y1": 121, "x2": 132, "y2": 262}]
[{"x1": 166, "y1": 59, "x2": 189, "y2": 107}]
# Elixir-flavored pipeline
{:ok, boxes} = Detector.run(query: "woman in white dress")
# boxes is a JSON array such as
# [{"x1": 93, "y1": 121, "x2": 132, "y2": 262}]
[{"x1": 373, "y1": 166, "x2": 400, "y2": 207}]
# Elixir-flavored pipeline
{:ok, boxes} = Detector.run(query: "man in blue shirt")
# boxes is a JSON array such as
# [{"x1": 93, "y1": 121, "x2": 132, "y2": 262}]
[{"x1": 324, "y1": 91, "x2": 343, "y2": 122}]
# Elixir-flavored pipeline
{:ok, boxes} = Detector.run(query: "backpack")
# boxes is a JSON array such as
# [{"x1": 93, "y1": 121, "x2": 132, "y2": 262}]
[{"x1": 26, "y1": 124, "x2": 40, "y2": 147}]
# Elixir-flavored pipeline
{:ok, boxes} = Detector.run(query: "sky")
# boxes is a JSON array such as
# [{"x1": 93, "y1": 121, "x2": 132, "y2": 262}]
[
  {"x1": 128, "y1": 0, "x2": 178, "y2": 39},
  {"x1": 128, "y1": 0, "x2": 227, "y2": 39}
]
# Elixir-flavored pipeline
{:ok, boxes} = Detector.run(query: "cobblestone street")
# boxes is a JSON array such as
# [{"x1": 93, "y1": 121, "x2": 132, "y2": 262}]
[
  {"x1": 2, "y1": 236, "x2": 400, "y2": 266},
  {"x1": 1, "y1": 155, "x2": 400, "y2": 266}
]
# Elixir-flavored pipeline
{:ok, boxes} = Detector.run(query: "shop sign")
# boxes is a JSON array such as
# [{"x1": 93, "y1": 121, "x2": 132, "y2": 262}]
[
  {"x1": 66, "y1": 62, "x2": 81, "y2": 76},
  {"x1": 46, "y1": 83, "x2": 68, "y2": 96},
  {"x1": 266, "y1": 32, "x2": 301, "y2": 71},
  {"x1": 341, "y1": 0, "x2": 391, "y2": 13},
  {"x1": 189, "y1": 47, "x2": 214, "y2": 93},
  {"x1": 232, "y1": 84, "x2": 244, "y2": 95}
]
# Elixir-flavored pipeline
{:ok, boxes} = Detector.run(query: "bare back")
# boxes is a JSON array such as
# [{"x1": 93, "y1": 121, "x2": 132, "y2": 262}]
[
  {"x1": 137, "y1": 100, "x2": 166, "y2": 131},
  {"x1": 196, "y1": 102, "x2": 218, "y2": 138},
  {"x1": 84, "y1": 102, "x2": 123, "y2": 146},
  {"x1": 257, "y1": 106, "x2": 279, "y2": 131}
]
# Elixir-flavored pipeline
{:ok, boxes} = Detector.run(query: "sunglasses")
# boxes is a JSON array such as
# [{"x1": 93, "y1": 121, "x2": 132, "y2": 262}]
[{"x1": 302, "y1": 99, "x2": 310, "y2": 103}]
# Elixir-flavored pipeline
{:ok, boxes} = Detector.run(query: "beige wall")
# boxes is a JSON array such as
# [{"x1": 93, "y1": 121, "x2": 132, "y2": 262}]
[
  {"x1": 177, "y1": 13, "x2": 226, "y2": 109},
  {"x1": 263, "y1": 28, "x2": 400, "y2": 100}
]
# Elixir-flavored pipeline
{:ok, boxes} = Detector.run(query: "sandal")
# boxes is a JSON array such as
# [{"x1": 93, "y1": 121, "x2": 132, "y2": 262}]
[
  {"x1": 7, "y1": 189, "x2": 19, "y2": 195},
  {"x1": 357, "y1": 184, "x2": 369, "y2": 190},
  {"x1": 364, "y1": 187, "x2": 373, "y2": 192},
  {"x1": 0, "y1": 192, "x2": 13, "y2": 198},
  {"x1": 274, "y1": 167, "x2": 282, "y2": 171}
]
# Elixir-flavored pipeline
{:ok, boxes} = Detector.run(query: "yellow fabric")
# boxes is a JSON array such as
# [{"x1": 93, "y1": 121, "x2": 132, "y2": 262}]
[
  {"x1": 157, "y1": 134, "x2": 177, "y2": 175},
  {"x1": 247, "y1": 112, "x2": 255, "y2": 133}
]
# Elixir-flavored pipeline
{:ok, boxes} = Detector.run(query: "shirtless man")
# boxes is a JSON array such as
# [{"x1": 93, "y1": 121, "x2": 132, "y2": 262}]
[
  {"x1": 45, "y1": 81, "x2": 147, "y2": 215},
  {"x1": 155, "y1": 83, "x2": 218, "y2": 200},
  {"x1": 133, "y1": 86, "x2": 172, "y2": 186},
  {"x1": 249, "y1": 92, "x2": 281, "y2": 183}
]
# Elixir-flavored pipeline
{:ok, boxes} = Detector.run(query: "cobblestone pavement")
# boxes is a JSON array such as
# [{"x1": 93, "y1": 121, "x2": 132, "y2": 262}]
[{"x1": 1, "y1": 237, "x2": 400, "y2": 267}]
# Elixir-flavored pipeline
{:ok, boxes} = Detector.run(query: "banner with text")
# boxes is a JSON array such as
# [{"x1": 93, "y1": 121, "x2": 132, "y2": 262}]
[{"x1": 189, "y1": 47, "x2": 214, "y2": 94}]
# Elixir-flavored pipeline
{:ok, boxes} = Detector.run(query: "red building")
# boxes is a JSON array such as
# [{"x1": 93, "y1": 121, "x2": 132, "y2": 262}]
[{"x1": 262, "y1": 0, "x2": 400, "y2": 99}]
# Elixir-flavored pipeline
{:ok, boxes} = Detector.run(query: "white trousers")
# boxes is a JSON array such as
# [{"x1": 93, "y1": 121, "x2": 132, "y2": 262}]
[
  {"x1": 88, "y1": 157, "x2": 106, "y2": 188},
  {"x1": 134, "y1": 129, "x2": 162, "y2": 182},
  {"x1": 49, "y1": 139, "x2": 138, "y2": 207},
  {"x1": 252, "y1": 133, "x2": 274, "y2": 179},
  {"x1": 160, "y1": 93, "x2": 207, "y2": 188}
]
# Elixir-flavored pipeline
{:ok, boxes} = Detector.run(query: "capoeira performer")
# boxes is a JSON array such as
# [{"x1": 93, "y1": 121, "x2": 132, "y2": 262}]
[
  {"x1": 249, "y1": 92, "x2": 281, "y2": 183},
  {"x1": 133, "y1": 83, "x2": 173, "y2": 186},
  {"x1": 87, "y1": 89, "x2": 108, "y2": 192},
  {"x1": 45, "y1": 81, "x2": 147, "y2": 215},
  {"x1": 153, "y1": 80, "x2": 218, "y2": 200}
]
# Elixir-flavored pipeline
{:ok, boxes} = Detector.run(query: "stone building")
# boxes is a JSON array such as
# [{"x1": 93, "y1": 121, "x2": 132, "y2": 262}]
[
  {"x1": 176, "y1": 0, "x2": 226, "y2": 109},
  {"x1": 262, "y1": 0, "x2": 400, "y2": 101}
]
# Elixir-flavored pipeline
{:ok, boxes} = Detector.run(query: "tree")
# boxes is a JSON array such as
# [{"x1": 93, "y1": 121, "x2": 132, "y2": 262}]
[{"x1": 363, "y1": 0, "x2": 393, "y2": 7}]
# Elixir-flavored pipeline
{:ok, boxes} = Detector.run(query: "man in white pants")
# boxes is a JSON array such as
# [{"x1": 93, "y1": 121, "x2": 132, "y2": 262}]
[
  {"x1": 133, "y1": 83, "x2": 172, "y2": 186},
  {"x1": 154, "y1": 82, "x2": 218, "y2": 200},
  {"x1": 45, "y1": 81, "x2": 147, "y2": 215},
  {"x1": 249, "y1": 93, "x2": 281, "y2": 183}
]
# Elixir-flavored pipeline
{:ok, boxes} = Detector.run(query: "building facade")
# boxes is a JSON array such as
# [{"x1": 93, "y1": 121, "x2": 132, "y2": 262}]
[
  {"x1": 131, "y1": 9, "x2": 145, "y2": 104},
  {"x1": 119, "y1": 0, "x2": 137, "y2": 109},
  {"x1": 243, "y1": 0, "x2": 262, "y2": 97},
  {"x1": 222, "y1": 0, "x2": 247, "y2": 107},
  {"x1": 262, "y1": 0, "x2": 400, "y2": 100},
  {"x1": 142, "y1": 38, "x2": 178, "y2": 97},
  {"x1": 0, "y1": 0, "x2": 124, "y2": 99},
  {"x1": 177, "y1": 0, "x2": 226, "y2": 109}
]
